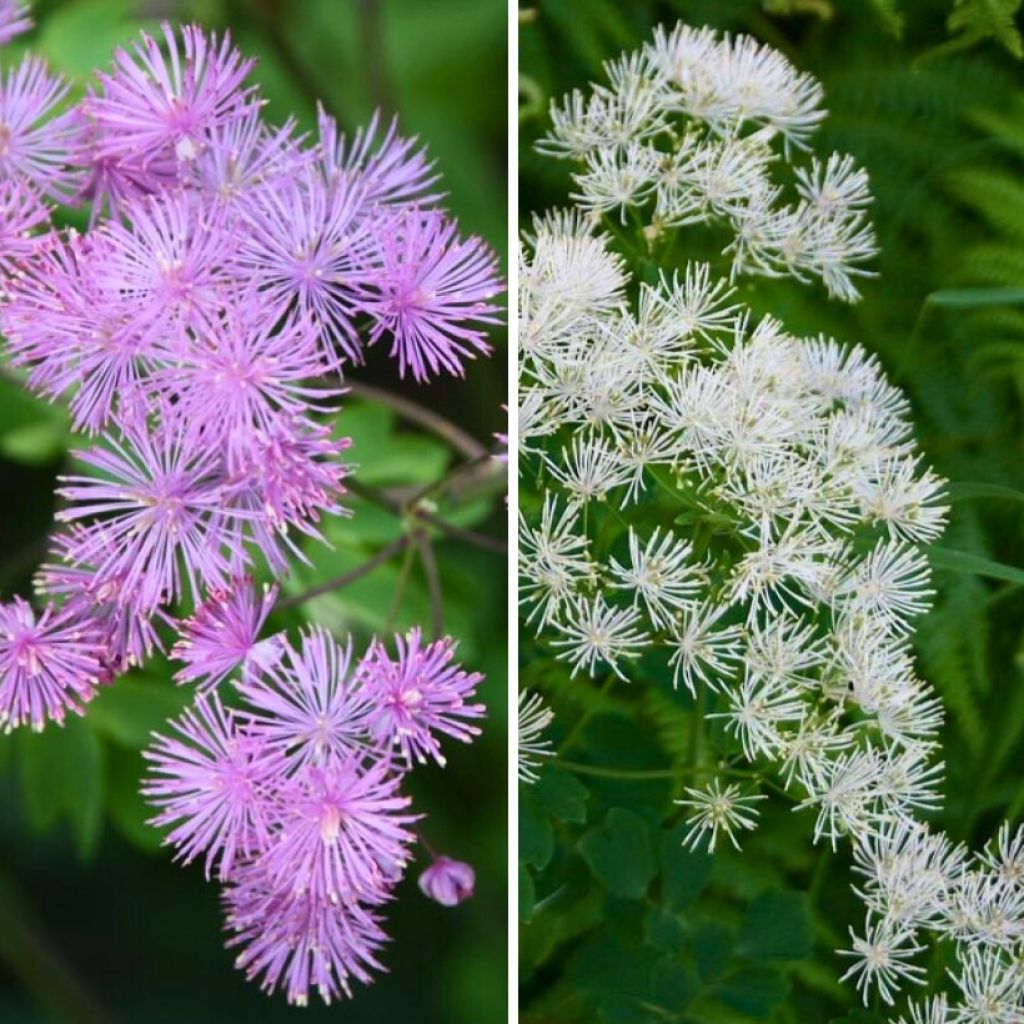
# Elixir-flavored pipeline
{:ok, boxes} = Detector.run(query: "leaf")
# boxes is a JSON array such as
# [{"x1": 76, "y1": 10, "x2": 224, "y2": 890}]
[
  {"x1": 644, "y1": 907, "x2": 685, "y2": 952},
  {"x1": 87, "y1": 676, "x2": 191, "y2": 749},
  {"x1": 534, "y1": 767, "x2": 589, "y2": 824},
  {"x1": 15, "y1": 718, "x2": 104, "y2": 859},
  {"x1": 693, "y1": 922, "x2": 734, "y2": 983},
  {"x1": 519, "y1": 864, "x2": 537, "y2": 923},
  {"x1": 735, "y1": 890, "x2": 812, "y2": 962},
  {"x1": 659, "y1": 826, "x2": 713, "y2": 910},
  {"x1": 520, "y1": 788, "x2": 555, "y2": 870},
  {"x1": 948, "y1": 480, "x2": 1024, "y2": 503},
  {"x1": 929, "y1": 546, "x2": 1024, "y2": 586},
  {"x1": 716, "y1": 965, "x2": 789, "y2": 1018},
  {"x1": 946, "y1": 0, "x2": 1023, "y2": 57},
  {"x1": 0, "y1": 374, "x2": 68, "y2": 466},
  {"x1": 105, "y1": 745, "x2": 163, "y2": 853},
  {"x1": 927, "y1": 285, "x2": 1024, "y2": 307},
  {"x1": 578, "y1": 808, "x2": 655, "y2": 900},
  {"x1": 869, "y1": 0, "x2": 905, "y2": 35},
  {"x1": 35, "y1": 0, "x2": 154, "y2": 82}
]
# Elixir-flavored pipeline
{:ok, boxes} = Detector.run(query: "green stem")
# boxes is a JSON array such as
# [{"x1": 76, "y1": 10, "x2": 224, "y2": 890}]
[
  {"x1": 554, "y1": 758, "x2": 764, "y2": 783},
  {"x1": 556, "y1": 675, "x2": 615, "y2": 755}
]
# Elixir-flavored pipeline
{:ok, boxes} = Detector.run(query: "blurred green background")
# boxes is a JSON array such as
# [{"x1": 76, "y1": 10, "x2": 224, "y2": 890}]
[
  {"x1": 520, "y1": 2, "x2": 1024, "y2": 1022},
  {"x1": 0, "y1": 1, "x2": 507, "y2": 1022}
]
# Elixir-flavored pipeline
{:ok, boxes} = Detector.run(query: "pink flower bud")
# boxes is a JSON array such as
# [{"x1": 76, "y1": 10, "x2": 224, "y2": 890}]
[{"x1": 417, "y1": 856, "x2": 475, "y2": 907}]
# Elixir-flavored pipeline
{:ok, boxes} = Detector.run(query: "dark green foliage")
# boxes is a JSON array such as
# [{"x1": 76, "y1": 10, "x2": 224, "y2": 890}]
[{"x1": 520, "y1": 0, "x2": 1024, "y2": 1020}]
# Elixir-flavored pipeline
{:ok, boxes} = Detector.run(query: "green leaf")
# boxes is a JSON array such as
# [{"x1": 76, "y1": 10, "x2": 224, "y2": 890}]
[
  {"x1": 0, "y1": 374, "x2": 68, "y2": 466},
  {"x1": 946, "y1": 0, "x2": 1023, "y2": 57},
  {"x1": 35, "y1": 0, "x2": 152, "y2": 82},
  {"x1": 693, "y1": 922, "x2": 734, "y2": 983},
  {"x1": 948, "y1": 480, "x2": 1024, "y2": 503},
  {"x1": 735, "y1": 890, "x2": 812, "y2": 962},
  {"x1": 15, "y1": 718, "x2": 104, "y2": 859},
  {"x1": 717, "y1": 965, "x2": 788, "y2": 1018},
  {"x1": 929, "y1": 546, "x2": 1024, "y2": 586},
  {"x1": 659, "y1": 826, "x2": 713, "y2": 910},
  {"x1": 520, "y1": 789, "x2": 554, "y2": 870},
  {"x1": 533, "y1": 768, "x2": 589, "y2": 824},
  {"x1": 339, "y1": 400, "x2": 450, "y2": 486},
  {"x1": 650, "y1": 956, "x2": 699, "y2": 1009},
  {"x1": 928, "y1": 285, "x2": 1024, "y2": 307},
  {"x1": 519, "y1": 864, "x2": 536, "y2": 923},
  {"x1": 105, "y1": 745, "x2": 163, "y2": 853},
  {"x1": 643, "y1": 907, "x2": 685, "y2": 952},
  {"x1": 578, "y1": 808, "x2": 654, "y2": 900},
  {"x1": 87, "y1": 676, "x2": 191, "y2": 749}
]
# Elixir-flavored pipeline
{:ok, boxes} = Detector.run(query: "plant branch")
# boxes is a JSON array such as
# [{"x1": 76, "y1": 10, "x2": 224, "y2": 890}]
[
  {"x1": 415, "y1": 508, "x2": 508, "y2": 554},
  {"x1": 415, "y1": 532, "x2": 444, "y2": 638},
  {"x1": 277, "y1": 534, "x2": 411, "y2": 610},
  {"x1": 344, "y1": 380, "x2": 487, "y2": 460}
]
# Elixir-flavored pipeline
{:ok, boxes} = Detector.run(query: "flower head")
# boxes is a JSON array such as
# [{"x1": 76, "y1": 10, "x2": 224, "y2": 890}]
[
  {"x1": 359, "y1": 629, "x2": 485, "y2": 767},
  {"x1": 88, "y1": 23, "x2": 258, "y2": 166},
  {"x1": 362, "y1": 209, "x2": 501, "y2": 381},
  {"x1": 676, "y1": 779, "x2": 766, "y2": 853},
  {"x1": 0, "y1": 598, "x2": 103, "y2": 731},
  {"x1": 171, "y1": 578, "x2": 282, "y2": 693}
]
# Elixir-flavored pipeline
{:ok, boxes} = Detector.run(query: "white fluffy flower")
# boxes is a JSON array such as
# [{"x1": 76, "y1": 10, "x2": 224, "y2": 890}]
[
  {"x1": 676, "y1": 778, "x2": 765, "y2": 853},
  {"x1": 518, "y1": 690, "x2": 555, "y2": 784},
  {"x1": 838, "y1": 916, "x2": 926, "y2": 1005}
]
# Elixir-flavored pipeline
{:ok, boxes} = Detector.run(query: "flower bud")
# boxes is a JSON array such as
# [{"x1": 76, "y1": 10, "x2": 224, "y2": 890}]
[{"x1": 417, "y1": 856, "x2": 475, "y2": 907}]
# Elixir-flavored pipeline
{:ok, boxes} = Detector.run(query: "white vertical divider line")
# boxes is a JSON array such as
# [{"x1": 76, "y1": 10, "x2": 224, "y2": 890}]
[{"x1": 507, "y1": 1, "x2": 519, "y2": 1020}]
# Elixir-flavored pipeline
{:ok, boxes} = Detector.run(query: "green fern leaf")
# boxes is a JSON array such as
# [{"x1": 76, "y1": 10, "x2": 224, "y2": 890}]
[{"x1": 947, "y1": 0, "x2": 1024, "y2": 57}]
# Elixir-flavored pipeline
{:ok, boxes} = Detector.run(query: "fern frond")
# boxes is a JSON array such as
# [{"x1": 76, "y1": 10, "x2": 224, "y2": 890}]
[{"x1": 947, "y1": 0, "x2": 1023, "y2": 57}]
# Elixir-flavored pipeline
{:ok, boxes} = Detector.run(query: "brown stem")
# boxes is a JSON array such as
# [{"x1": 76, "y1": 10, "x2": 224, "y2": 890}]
[
  {"x1": 414, "y1": 508, "x2": 507, "y2": 554},
  {"x1": 345, "y1": 380, "x2": 487, "y2": 460},
  {"x1": 415, "y1": 532, "x2": 444, "y2": 638},
  {"x1": 277, "y1": 534, "x2": 411, "y2": 610}
]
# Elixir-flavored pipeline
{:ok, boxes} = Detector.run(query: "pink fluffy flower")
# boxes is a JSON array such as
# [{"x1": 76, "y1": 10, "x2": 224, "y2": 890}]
[
  {"x1": 144, "y1": 693, "x2": 282, "y2": 879},
  {"x1": 189, "y1": 110, "x2": 307, "y2": 205},
  {"x1": 56, "y1": 421, "x2": 245, "y2": 612},
  {"x1": 260, "y1": 757, "x2": 417, "y2": 906},
  {"x1": 361, "y1": 208, "x2": 501, "y2": 381},
  {"x1": 171, "y1": 578, "x2": 283, "y2": 694},
  {"x1": 359, "y1": 628, "x2": 485, "y2": 766},
  {"x1": 0, "y1": 597, "x2": 104, "y2": 731},
  {"x1": 2, "y1": 234, "x2": 158, "y2": 432},
  {"x1": 0, "y1": 179, "x2": 50, "y2": 274},
  {"x1": 161, "y1": 300, "x2": 337, "y2": 454},
  {"x1": 87, "y1": 23, "x2": 258, "y2": 167},
  {"x1": 0, "y1": 1, "x2": 31, "y2": 46},
  {"x1": 317, "y1": 105, "x2": 437, "y2": 207},
  {"x1": 240, "y1": 626, "x2": 373, "y2": 769},
  {"x1": 92, "y1": 190, "x2": 234, "y2": 338},
  {"x1": 224, "y1": 864, "x2": 389, "y2": 1006},
  {"x1": 236, "y1": 168, "x2": 374, "y2": 366},
  {"x1": 0, "y1": 55, "x2": 83, "y2": 199}
]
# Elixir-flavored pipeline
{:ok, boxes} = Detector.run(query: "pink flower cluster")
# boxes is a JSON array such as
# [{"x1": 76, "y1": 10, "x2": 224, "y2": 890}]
[
  {"x1": 146, "y1": 584, "x2": 485, "y2": 1004},
  {"x1": 0, "y1": 19, "x2": 501, "y2": 731}
]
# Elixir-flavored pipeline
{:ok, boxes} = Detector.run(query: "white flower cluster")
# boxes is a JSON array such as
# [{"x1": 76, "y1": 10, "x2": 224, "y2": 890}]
[
  {"x1": 849, "y1": 820, "x2": 1024, "y2": 1021},
  {"x1": 519, "y1": 22, "x2": 1024, "y2": 1022},
  {"x1": 537, "y1": 24, "x2": 877, "y2": 302},
  {"x1": 519, "y1": 209, "x2": 948, "y2": 848}
]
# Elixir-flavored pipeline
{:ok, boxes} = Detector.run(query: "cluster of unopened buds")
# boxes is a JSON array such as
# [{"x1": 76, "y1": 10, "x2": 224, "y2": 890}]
[
  {"x1": 519, "y1": 23, "x2": 1023, "y2": 1022},
  {"x1": 0, "y1": 3, "x2": 500, "y2": 1005}
]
